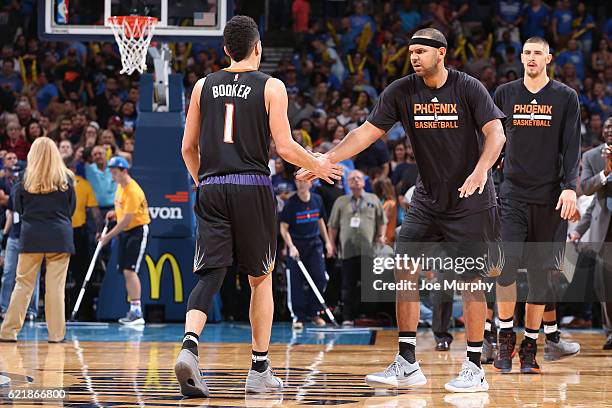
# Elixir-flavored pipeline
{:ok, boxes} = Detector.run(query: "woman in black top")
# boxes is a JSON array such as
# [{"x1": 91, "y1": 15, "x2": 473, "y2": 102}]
[{"x1": 0, "y1": 137, "x2": 75, "y2": 343}]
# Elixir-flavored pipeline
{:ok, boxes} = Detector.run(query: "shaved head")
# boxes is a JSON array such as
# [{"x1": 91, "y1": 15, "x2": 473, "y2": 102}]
[{"x1": 524, "y1": 37, "x2": 550, "y2": 54}]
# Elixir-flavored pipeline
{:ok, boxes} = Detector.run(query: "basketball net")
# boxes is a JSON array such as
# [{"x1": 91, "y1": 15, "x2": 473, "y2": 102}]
[{"x1": 108, "y1": 16, "x2": 158, "y2": 75}]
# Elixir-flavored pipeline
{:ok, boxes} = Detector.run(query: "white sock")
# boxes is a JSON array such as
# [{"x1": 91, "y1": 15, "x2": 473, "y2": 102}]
[
  {"x1": 398, "y1": 336, "x2": 416, "y2": 347},
  {"x1": 485, "y1": 321, "x2": 492, "y2": 332},
  {"x1": 499, "y1": 319, "x2": 513, "y2": 330},
  {"x1": 525, "y1": 330, "x2": 539, "y2": 340},
  {"x1": 130, "y1": 301, "x2": 141, "y2": 313},
  {"x1": 544, "y1": 323, "x2": 557, "y2": 334},
  {"x1": 467, "y1": 344, "x2": 483, "y2": 353},
  {"x1": 183, "y1": 334, "x2": 198, "y2": 346}
]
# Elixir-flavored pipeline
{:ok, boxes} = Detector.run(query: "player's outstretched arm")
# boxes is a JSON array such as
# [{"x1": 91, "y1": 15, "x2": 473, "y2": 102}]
[
  {"x1": 266, "y1": 78, "x2": 343, "y2": 184},
  {"x1": 295, "y1": 121, "x2": 385, "y2": 181},
  {"x1": 328, "y1": 121, "x2": 386, "y2": 163},
  {"x1": 458, "y1": 118, "x2": 506, "y2": 198},
  {"x1": 181, "y1": 78, "x2": 205, "y2": 184}
]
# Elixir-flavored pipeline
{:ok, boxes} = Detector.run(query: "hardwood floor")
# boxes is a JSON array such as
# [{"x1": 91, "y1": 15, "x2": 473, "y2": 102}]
[{"x1": 0, "y1": 329, "x2": 610, "y2": 407}]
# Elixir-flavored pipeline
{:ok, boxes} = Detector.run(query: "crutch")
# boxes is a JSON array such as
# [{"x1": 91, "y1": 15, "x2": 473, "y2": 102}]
[
  {"x1": 296, "y1": 258, "x2": 340, "y2": 327},
  {"x1": 70, "y1": 221, "x2": 109, "y2": 321}
]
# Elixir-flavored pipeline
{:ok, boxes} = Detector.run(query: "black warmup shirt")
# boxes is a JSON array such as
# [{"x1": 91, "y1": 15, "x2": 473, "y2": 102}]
[
  {"x1": 198, "y1": 70, "x2": 272, "y2": 180},
  {"x1": 368, "y1": 69, "x2": 505, "y2": 216},
  {"x1": 494, "y1": 79, "x2": 581, "y2": 204}
]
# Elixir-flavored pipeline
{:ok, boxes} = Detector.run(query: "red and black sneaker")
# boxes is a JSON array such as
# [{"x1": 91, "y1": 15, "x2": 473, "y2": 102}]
[
  {"x1": 494, "y1": 330, "x2": 516, "y2": 373},
  {"x1": 519, "y1": 339, "x2": 541, "y2": 374}
]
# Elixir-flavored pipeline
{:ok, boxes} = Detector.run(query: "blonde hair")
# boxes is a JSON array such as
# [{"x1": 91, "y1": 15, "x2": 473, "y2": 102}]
[{"x1": 23, "y1": 137, "x2": 74, "y2": 194}]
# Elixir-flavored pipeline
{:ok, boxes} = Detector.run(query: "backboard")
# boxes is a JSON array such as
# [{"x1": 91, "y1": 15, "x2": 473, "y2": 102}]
[{"x1": 39, "y1": 0, "x2": 230, "y2": 42}]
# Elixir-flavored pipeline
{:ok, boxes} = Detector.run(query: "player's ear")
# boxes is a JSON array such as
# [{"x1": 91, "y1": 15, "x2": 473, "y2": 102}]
[
  {"x1": 255, "y1": 40, "x2": 262, "y2": 56},
  {"x1": 545, "y1": 53, "x2": 552, "y2": 65},
  {"x1": 223, "y1": 46, "x2": 230, "y2": 58},
  {"x1": 439, "y1": 47, "x2": 446, "y2": 59}
]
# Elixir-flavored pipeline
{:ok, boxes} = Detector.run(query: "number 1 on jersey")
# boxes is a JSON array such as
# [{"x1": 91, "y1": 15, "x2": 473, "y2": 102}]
[{"x1": 223, "y1": 103, "x2": 235, "y2": 143}]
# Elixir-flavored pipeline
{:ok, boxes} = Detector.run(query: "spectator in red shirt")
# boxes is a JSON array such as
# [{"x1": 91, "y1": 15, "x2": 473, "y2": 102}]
[
  {"x1": 2, "y1": 121, "x2": 30, "y2": 161},
  {"x1": 292, "y1": 0, "x2": 310, "y2": 34}
]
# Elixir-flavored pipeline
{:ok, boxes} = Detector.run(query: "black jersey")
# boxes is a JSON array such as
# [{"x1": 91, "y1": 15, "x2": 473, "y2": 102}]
[
  {"x1": 494, "y1": 79, "x2": 580, "y2": 204},
  {"x1": 198, "y1": 70, "x2": 272, "y2": 180},
  {"x1": 368, "y1": 69, "x2": 505, "y2": 216}
]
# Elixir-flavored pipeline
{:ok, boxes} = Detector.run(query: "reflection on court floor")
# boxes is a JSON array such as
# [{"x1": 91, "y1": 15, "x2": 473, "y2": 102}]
[
  {"x1": 0, "y1": 325, "x2": 610, "y2": 407},
  {"x1": 15, "y1": 322, "x2": 376, "y2": 345}
]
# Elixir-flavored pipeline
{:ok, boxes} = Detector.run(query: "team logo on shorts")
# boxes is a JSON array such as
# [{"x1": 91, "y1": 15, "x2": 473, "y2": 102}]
[
  {"x1": 262, "y1": 244, "x2": 276, "y2": 275},
  {"x1": 485, "y1": 239, "x2": 505, "y2": 277}
]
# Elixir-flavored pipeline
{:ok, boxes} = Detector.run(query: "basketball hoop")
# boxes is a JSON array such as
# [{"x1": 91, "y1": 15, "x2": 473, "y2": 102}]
[{"x1": 108, "y1": 16, "x2": 158, "y2": 75}]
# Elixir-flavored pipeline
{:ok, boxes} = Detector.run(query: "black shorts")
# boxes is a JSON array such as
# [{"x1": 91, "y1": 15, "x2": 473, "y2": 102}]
[
  {"x1": 194, "y1": 174, "x2": 277, "y2": 277},
  {"x1": 117, "y1": 224, "x2": 149, "y2": 273},
  {"x1": 500, "y1": 198, "x2": 567, "y2": 271},
  {"x1": 397, "y1": 203, "x2": 501, "y2": 278}
]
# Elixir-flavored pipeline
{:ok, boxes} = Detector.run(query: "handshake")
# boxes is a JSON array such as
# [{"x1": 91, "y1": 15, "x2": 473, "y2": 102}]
[{"x1": 296, "y1": 152, "x2": 344, "y2": 184}]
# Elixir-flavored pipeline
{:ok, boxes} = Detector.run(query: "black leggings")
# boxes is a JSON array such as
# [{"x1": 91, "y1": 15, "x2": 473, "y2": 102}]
[{"x1": 186, "y1": 267, "x2": 227, "y2": 314}]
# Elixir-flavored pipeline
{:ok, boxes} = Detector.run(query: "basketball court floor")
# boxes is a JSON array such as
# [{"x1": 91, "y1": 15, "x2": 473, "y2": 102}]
[{"x1": 0, "y1": 323, "x2": 610, "y2": 407}]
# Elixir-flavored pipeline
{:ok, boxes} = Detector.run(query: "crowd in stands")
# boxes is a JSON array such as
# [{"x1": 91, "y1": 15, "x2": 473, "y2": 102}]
[
  {"x1": 268, "y1": 0, "x2": 610, "y2": 227},
  {"x1": 0, "y1": 0, "x2": 610, "y2": 326}
]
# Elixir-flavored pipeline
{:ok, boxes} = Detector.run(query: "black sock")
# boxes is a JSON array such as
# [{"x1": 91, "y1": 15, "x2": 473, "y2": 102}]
[
  {"x1": 524, "y1": 327, "x2": 539, "y2": 345},
  {"x1": 467, "y1": 341, "x2": 483, "y2": 367},
  {"x1": 398, "y1": 331, "x2": 417, "y2": 363},
  {"x1": 499, "y1": 316, "x2": 514, "y2": 333},
  {"x1": 543, "y1": 321, "x2": 560, "y2": 343},
  {"x1": 182, "y1": 332, "x2": 199, "y2": 356},
  {"x1": 546, "y1": 330, "x2": 560, "y2": 343},
  {"x1": 251, "y1": 350, "x2": 268, "y2": 373}
]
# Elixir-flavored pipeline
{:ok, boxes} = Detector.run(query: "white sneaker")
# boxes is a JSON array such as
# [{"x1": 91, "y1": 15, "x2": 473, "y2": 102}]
[
  {"x1": 118, "y1": 310, "x2": 145, "y2": 326},
  {"x1": 245, "y1": 361, "x2": 283, "y2": 393},
  {"x1": 174, "y1": 349, "x2": 209, "y2": 397},
  {"x1": 365, "y1": 355, "x2": 427, "y2": 388},
  {"x1": 544, "y1": 337, "x2": 580, "y2": 361},
  {"x1": 444, "y1": 359, "x2": 489, "y2": 393}
]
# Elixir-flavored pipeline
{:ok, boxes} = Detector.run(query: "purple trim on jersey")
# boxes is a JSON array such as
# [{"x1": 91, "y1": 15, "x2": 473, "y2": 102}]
[
  {"x1": 201, "y1": 173, "x2": 275, "y2": 197},
  {"x1": 202, "y1": 173, "x2": 271, "y2": 186}
]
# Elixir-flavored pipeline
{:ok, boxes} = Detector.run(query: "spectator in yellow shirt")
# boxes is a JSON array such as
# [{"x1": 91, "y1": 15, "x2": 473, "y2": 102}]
[{"x1": 99, "y1": 156, "x2": 150, "y2": 326}]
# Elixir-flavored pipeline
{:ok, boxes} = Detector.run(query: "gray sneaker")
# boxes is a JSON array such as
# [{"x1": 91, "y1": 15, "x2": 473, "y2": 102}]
[
  {"x1": 481, "y1": 336, "x2": 496, "y2": 364},
  {"x1": 365, "y1": 355, "x2": 427, "y2": 388},
  {"x1": 544, "y1": 337, "x2": 580, "y2": 361},
  {"x1": 444, "y1": 359, "x2": 489, "y2": 393},
  {"x1": 118, "y1": 310, "x2": 145, "y2": 326},
  {"x1": 174, "y1": 349, "x2": 209, "y2": 397},
  {"x1": 245, "y1": 361, "x2": 283, "y2": 393}
]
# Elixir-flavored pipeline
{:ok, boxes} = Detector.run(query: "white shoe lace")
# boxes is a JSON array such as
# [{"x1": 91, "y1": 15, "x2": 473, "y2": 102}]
[
  {"x1": 384, "y1": 361, "x2": 402, "y2": 377},
  {"x1": 458, "y1": 366, "x2": 475, "y2": 382}
]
